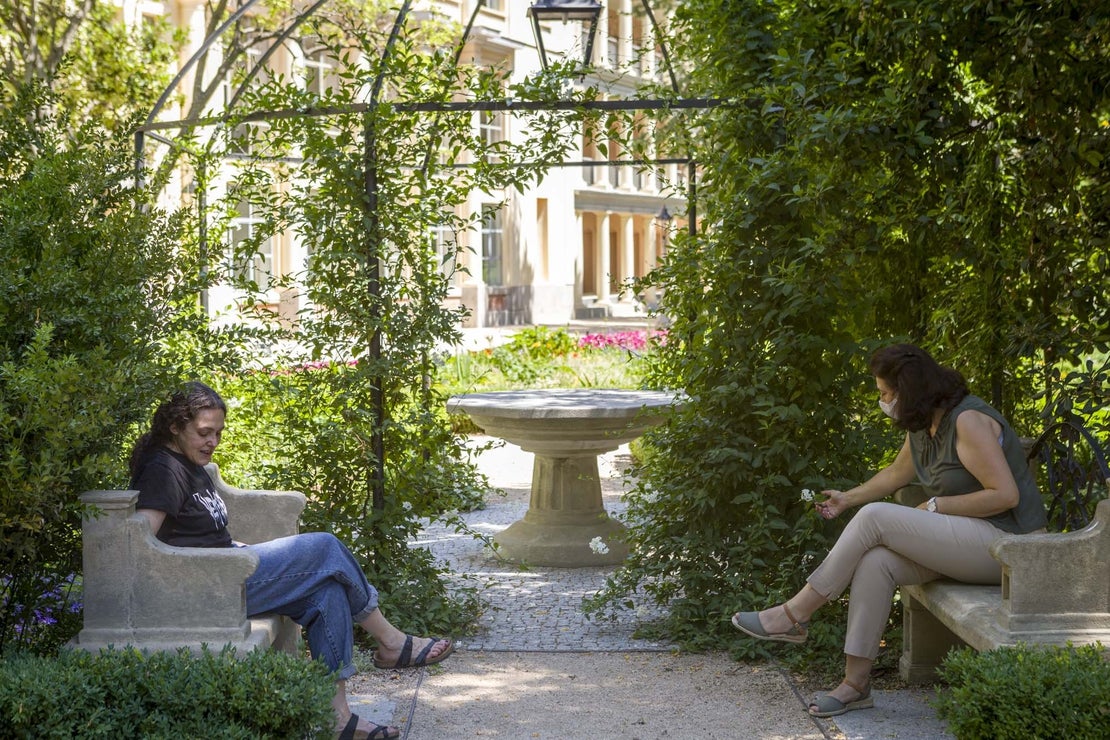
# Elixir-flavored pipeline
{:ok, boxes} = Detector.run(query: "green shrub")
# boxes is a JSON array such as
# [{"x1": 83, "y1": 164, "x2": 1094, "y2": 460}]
[
  {"x1": 213, "y1": 363, "x2": 489, "y2": 638},
  {"x1": 485, "y1": 327, "x2": 582, "y2": 385},
  {"x1": 0, "y1": 86, "x2": 193, "y2": 655},
  {"x1": 935, "y1": 643, "x2": 1110, "y2": 740},
  {"x1": 504, "y1": 326, "x2": 578, "y2": 359},
  {"x1": 0, "y1": 646, "x2": 336, "y2": 739}
]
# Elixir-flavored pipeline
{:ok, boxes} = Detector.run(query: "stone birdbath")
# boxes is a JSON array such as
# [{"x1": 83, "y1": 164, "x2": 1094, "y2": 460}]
[{"x1": 447, "y1": 388, "x2": 683, "y2": 567}]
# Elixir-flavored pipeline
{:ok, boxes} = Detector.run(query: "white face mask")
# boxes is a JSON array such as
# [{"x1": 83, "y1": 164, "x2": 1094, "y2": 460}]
[{"x1": 879, "y1": 396, "x2": 899, "y2": 419}]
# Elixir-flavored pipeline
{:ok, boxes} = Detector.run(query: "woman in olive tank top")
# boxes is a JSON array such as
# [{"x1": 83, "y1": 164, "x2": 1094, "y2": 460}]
[{"x1": 731, "y1": 344, "x2": 1046, "y2": 718}]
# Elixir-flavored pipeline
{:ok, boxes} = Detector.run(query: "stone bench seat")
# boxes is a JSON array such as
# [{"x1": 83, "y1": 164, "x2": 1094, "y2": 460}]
[
  {"x1": 73, "y1": 463, "x2": 306, "y2": 656},
  {"x1": 899, "y1": 415, "x2": 1110, "y2": 683}
]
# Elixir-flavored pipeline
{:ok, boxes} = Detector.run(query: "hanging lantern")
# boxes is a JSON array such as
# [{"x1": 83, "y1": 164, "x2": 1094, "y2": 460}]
[{"x1": 527, "y1": 0, "x2": 603, "y2": 70}]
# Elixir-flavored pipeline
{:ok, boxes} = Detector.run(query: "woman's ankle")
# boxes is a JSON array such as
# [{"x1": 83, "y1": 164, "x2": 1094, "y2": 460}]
[{"x1": 785, "y1": 586, "x2": 827, "y2": 623}]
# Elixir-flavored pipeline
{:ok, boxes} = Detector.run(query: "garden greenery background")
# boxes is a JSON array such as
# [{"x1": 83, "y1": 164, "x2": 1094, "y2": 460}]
[{"x1": 1, "y1": 0, "x2": 1107, "y2": 689}]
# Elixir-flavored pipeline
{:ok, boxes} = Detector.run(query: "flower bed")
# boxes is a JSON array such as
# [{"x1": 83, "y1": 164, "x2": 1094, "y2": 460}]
[{"x1": 578, "y1": 329, "x2": 668, "y2": 352}]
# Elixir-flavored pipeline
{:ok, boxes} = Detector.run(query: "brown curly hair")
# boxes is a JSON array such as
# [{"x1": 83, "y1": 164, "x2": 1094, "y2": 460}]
[
  {"x1": 868, "y1": 344, "x2": 968, "y2": 432},
  {"x1": 129, "y1": 381, "x2": 227, "y2": 480}
]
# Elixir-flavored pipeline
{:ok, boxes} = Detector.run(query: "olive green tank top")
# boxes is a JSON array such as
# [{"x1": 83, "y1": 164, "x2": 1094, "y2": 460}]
[{"x1": 910, "y1": 395, "x2": 1046, "y2": 534}]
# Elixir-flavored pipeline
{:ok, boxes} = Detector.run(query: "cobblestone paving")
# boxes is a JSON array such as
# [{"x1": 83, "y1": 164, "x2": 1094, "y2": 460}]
[{"x1": 411, "y1": 438, "x2": 675, "y2": 653}]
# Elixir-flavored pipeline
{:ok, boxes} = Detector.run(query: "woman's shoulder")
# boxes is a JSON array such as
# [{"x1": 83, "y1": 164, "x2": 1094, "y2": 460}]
[
  {"x1": 132, "y1": 447, "x2": 193, "y2": 486},
  {"x1": 946, "y1": 395, "x2": 997, "y2": 420},
  {"x1": 953, "y1": 396, "x2": 1006, "y2": 434},
  {"x1": 955, "y1": 394, "x2": 989, "y2": 411}
]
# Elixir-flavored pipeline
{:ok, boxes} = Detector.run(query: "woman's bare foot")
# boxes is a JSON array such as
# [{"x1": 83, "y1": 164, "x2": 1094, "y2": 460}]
[
  {"x1": 335, "y1": 711, "x2": 399, "y2": 739},
  {"x1": 372, "y1": 635, "x2": 454, "y2": 669}
]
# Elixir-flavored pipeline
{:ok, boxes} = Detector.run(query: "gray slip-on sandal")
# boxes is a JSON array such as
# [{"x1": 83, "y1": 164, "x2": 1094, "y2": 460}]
[
  {"x1": 730, "y1": 603, "x2": 808, "y2": 644},
  {"x1": 808, "y1": 679, "x2": 874, "y2": 718}
]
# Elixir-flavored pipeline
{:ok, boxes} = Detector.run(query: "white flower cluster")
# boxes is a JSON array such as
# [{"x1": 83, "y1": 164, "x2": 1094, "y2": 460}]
[
  {"x1": 800, "y1": 488, "x2": 816, "y2": 503},
  {"x1": 589, "y1": 536, "x2": 610, "y2": 555}
]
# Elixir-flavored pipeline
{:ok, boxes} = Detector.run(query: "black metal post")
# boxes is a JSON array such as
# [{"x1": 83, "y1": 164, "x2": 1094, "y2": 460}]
[
  {"x1": 197, "y1": 159, "x2": 209, "y2": 313},
  {"x1": 688, "y1": 160, "x2": 697, "y2": 237},
  {"x1": 362, "y1": 0, "x2": 413, "y2": 514}
]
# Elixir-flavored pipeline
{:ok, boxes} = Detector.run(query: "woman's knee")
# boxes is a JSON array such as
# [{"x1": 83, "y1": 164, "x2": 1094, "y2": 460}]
[
  {"x1": 854, "y1": 544, "x2": 933, "y2": 589},
  {"x1": 854, "y1": 547, "x2": 897, "y2": 583},
  {"x1": 295, "y1": 531, "x2": 350, "y2": 559},
  {"x1": 856, "y1": 501, "x2": 903, "y2": 522},
  {"x1": 848, "y1": 502, "x2": 909, "y2": 535}
]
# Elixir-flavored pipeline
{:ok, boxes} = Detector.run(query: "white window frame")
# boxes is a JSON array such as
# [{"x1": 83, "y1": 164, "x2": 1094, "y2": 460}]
[
  {"x1": 477, "y1": 108, "x2": 505, "y2": 163},
  {"x1": 431, "y1": 219, "x2": 460, "y2": 294},
  {"x1": 228, "y1": 194, "x2": 273, "y2": 288},
  {"x1": 480, "y1": 205, "x2": 504, "y2": 287},
  {"x1": 296, "y1": 45, "x2": 337, "y2": 97}
]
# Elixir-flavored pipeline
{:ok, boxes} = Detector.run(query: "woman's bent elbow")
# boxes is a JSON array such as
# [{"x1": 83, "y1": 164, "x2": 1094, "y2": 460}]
[{"x1": 991, "y1": 489, "x2": 1020, "y2": 514}]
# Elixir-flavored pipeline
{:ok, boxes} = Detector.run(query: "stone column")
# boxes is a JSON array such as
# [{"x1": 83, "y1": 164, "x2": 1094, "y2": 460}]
[
  {"x1": 619, "y1": 0, "x2": 633, "y2": 68},
  {"x1": 621, "y1": 214, "x2": 635, "y2": 301},
  {"x1": 575, "y1": 210, "x2": 585, "y2": 307},
  {"x1": 596, "y1": 4, "x2": 610, "y2": 69},
  {"x1": 598, "y1": 211, "x2": 612, "y2": 303},
  {"x1": 898, "y1": 591, "x2": 967, "y2": 684}
]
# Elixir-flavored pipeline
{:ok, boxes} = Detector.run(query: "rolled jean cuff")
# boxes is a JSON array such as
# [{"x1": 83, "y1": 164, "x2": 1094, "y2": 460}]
[
  {"x1": 353, "y1": 589, "x2": 379, "y2": 623},
  {"x1": 335, "y1": 661, "x2": 357, "y2": 682}
]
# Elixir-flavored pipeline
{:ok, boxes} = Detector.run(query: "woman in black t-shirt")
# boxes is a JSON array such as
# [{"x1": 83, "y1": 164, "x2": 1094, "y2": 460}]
[{"x1": 131, "y1": 382, "x2": 454, "y2": 740}]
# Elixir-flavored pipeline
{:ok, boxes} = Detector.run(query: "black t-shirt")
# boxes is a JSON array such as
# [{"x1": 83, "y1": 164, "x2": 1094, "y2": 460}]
[{"x1": 131, "y1": 447, "x2": 233, "y2": 548}]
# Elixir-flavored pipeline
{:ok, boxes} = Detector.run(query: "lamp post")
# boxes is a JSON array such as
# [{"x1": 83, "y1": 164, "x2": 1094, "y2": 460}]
[
  {"x1": 528, "y1": 0, "x2": 603, "y2": 70},
  {"x1": 656, "y1": 204, "x2": 673, "y2": 257}
]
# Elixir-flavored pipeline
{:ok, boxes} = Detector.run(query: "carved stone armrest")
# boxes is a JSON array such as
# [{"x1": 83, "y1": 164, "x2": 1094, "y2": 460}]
[
  {"x1": 990, "y1": 499, "x2": 1110, "y2": 629},
  {"x1": 127, "y1": 515, "x2": 259, "y2": 632}
]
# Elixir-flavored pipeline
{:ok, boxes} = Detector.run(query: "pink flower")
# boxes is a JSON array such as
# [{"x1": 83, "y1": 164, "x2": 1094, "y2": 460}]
[{"x1": 577, "y1": 329, "x2": 668, "y2": 352}]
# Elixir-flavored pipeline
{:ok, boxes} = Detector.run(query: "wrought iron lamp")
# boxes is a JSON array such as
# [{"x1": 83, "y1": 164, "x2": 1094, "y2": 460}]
[{"x1": 527, "y1": 0, "x2": 603, "y2": 70}]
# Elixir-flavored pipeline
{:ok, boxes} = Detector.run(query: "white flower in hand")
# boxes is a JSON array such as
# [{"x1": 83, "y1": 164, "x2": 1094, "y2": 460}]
[{"x1": 800, "y1": 488, "x2": 815, "y2": 503}]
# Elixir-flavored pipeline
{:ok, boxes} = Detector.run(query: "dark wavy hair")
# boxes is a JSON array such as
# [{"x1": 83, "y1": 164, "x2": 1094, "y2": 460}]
[
  {"x1": 868, "y1": 344, "x2": 968, "y2": 432},
  {"x1": 129, "y1": 381, "x2": 227, "y2": 479}
]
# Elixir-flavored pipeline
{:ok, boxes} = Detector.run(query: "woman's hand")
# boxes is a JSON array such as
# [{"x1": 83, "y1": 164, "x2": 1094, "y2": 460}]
[
  {"x1": 813, "y1": 434, "x2": 916, "y2": 520},
  {"x1": 815, "y1": 490, "x2": 851, "y2": 520}
]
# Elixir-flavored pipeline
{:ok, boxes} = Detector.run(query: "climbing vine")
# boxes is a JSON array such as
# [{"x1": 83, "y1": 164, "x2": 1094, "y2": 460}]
[{"x1": 587, "y1": 0, "x2": 1109, "y2": 668}]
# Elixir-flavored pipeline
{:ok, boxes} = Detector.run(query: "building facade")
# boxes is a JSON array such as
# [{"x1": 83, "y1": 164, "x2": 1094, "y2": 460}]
[{"x1": 126, "y1": 0, "x2": 683, "y2": 328}]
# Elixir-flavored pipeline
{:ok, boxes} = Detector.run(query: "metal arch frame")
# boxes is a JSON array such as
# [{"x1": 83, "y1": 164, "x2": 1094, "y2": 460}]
[
  {"x1": 1027, "y1": 413, "x2": 1110, "y2": 532},
  {"x1": 136, "y1": 0, "x2": 718, "y2": 509}
]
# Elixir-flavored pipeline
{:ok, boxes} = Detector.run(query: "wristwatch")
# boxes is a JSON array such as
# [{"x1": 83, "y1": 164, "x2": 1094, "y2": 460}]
[{"x1": 926, "y1": 497, "x2": 938, "y2": 513}]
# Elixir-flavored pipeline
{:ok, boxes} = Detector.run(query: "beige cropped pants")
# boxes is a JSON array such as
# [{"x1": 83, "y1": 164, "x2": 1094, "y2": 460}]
[{"x1": 807, "y1": 502, "x2": 1005, "y2": 660}]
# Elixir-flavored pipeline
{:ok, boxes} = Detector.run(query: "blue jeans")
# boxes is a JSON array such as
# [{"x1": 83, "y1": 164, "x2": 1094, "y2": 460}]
[{"x1": 244, "y1": 532, "x2": 379, "y2": 680}]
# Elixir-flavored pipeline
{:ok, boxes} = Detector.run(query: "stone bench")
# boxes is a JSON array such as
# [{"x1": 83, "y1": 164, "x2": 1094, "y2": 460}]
[
  {"x1": 898, "y1": 414, "x2": 1110, "y2": 683},
  {"x1": 72, "y1": 463, "x2": 306, "y2": 656}
]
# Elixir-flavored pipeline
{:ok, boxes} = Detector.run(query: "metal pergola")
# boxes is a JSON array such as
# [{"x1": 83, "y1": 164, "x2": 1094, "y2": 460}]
[{"x1": 136, "y1": 0, "x2": 721, "y2": 508}]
